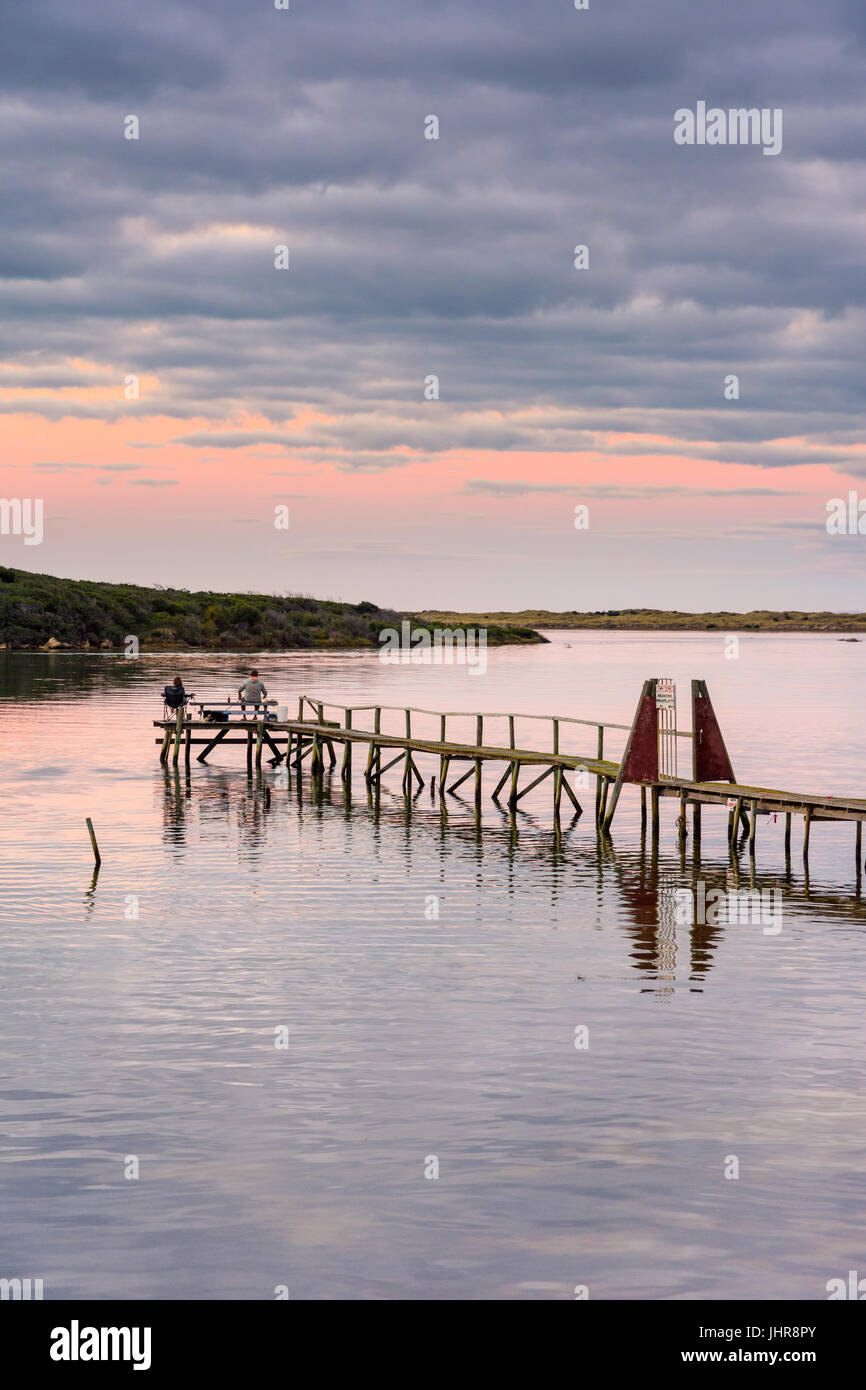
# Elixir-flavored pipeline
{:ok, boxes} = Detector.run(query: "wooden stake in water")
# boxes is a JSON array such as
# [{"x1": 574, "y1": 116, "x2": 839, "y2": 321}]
[{"x1": 85, "y1": 817, "x2": 102, "y2": 866}]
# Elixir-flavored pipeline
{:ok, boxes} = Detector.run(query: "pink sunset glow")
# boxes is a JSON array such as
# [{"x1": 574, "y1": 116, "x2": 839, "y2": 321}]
[{"x1": 2, "y1": 392, "x2": 863, "y2": 610}]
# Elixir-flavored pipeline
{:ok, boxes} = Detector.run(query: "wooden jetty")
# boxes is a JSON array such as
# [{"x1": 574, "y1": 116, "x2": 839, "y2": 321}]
[{"x1": 154, "y1": 679, "x2": 866, "y2": 868}]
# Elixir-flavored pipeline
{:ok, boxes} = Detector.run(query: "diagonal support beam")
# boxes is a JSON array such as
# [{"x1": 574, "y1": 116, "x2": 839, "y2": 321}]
[
  {"x1": 515, "y1": 764, "x2": 554, "y2": 803},
  {"x1": 559, "y1": 771, "x2": 582, "y2": 815},
  {"x1": 491, "y1": 764, "x2": 512, "y2": 801},
  {"x1": 447, "y1": 764, "x2": 476, "y2": 794},
  {"x1": 372, "y1": 751, "x2": 405, "y2": 782},
  {"x1": 261, "y1": 728, "x2": 284, "y2": 763},
  {"x1": 196, "y1": 724, "x2": 231, "y2": 763}
]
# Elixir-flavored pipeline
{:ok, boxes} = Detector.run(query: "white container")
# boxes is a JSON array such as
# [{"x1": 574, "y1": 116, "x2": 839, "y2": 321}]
[{"x1": 277, "y1": 704, "x2": 287, "y2": 721}]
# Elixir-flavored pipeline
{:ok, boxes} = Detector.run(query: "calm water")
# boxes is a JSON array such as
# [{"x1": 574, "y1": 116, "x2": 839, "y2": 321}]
[{"x1": 1, "y1": 632, "x2": 865, "y2": 1300}]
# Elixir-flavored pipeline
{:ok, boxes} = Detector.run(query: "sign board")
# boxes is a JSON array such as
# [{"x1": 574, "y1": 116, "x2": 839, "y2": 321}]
[
  {"x1": 655, "y1": 679, "x2": 677, "y2": 777},
  {"x1": 656, "y1": 678, "x2": 676, "y2": 709}
]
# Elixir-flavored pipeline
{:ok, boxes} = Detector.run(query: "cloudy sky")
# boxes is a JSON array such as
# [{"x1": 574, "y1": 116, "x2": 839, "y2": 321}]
[{"x1": 1, "y1": 0, "x2": 865, "y2": 610}]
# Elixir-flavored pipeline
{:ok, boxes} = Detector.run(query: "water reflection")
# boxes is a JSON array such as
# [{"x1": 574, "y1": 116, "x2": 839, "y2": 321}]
[
  {"x1": 153, "y1": 757, "x2": 866, "y2": 996},
  {"x1": 6, "y1": 643, "x2": 866, "y2": 1300}
]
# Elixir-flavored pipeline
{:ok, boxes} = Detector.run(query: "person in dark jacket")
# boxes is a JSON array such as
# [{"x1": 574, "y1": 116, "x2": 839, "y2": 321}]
[{"x1": 163, "y1": 675, "x2": 187, "y2": 712}]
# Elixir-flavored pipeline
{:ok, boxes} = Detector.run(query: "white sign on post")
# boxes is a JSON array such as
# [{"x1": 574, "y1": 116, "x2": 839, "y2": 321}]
[{"x1": 656, "y1": 679, "x2": 677, "y2": 777}]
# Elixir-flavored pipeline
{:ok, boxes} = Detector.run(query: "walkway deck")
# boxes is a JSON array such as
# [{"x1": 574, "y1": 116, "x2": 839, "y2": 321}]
[{"x1": 153, "y1": 679, "x2": 866, "y2": 867}]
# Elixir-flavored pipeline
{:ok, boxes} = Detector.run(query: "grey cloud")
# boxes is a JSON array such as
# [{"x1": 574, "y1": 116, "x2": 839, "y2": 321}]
[
  {"x1": 30, "y1": 460, "x2": 147, "y2": 472},
  {"x1": 465, "y1": 479, "x2": 575, "y2": 497},
  {"x1": 2, "y1": 0, "x2": 866, "y2": 478}
]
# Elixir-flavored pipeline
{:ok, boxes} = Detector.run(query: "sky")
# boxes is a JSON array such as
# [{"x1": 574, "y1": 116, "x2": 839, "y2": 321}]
[{"x1": 1, "y1": 0, "x2": 866, "y2": 611}]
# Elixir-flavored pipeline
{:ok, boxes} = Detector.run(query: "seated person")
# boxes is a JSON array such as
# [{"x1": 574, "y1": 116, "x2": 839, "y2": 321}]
[
  {"x1": 238, "y1": 669, "x2": 267, "y2": 717},
  {"x1": 163, "y1": 675, "x2": 187, "y2": 711}
]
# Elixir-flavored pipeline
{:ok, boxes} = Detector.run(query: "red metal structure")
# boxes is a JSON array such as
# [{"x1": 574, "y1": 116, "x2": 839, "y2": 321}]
[
  {"x1": 602, "y1": 676, "x2": 735, "y2": 832},
  {"x1": 691, "y1": 678, "x2": 736, "y2": 784}
]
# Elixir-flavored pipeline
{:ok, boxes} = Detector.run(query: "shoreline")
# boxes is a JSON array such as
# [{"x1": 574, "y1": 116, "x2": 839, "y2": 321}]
[{"x1": 418, "y1": 609, "x2": 866, "y2": 635}]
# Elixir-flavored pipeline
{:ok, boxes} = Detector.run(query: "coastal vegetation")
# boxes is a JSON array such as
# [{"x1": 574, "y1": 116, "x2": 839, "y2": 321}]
[{"x1": 0, "y1": 567, "x2": 542, "y2": 651}]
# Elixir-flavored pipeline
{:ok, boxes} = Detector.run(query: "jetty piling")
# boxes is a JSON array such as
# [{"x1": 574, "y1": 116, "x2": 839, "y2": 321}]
[{"x1": 85, "y1": 817, "x2": 102, "y2": 866}]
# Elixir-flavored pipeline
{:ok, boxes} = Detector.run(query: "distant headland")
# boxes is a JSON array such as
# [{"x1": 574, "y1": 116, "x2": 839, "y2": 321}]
[
  {"x1": 418, "y1": 607, "x2": 866, "y2": 634},
  {"x1": 0, "y1": 568, "x2": 543, "y2": 651}
]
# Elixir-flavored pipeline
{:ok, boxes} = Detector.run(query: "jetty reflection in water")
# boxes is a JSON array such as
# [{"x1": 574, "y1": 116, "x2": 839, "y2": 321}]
[{"x1": 157, "y1": 756, "x2": 866, "y2": 993}]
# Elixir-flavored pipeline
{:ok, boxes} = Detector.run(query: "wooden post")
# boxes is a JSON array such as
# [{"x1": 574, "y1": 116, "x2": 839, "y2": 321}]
[
  {"x1": 474, "y1": 758, "x2": 482, "y2": 805},
  {"x1": 692, "y1": 801, "x2": 701, "y2": 840},
  {"x1": 553, "y1": 766, "x2": 563, "y2": 817},
  {"x1": 784, "y1": 812, "x2": 792, "y2": 858},
  {"x1": 365, "y1": 739, "x2": 377, "y2": 783},
  {"x1": 651, "y1": 786, "x2": 660, "y2": 840},
  {"x1": 595, "y1": 727, "x2": 605, "y2": 824},
  {"x1": 803, "y1": 804, "x2": 812, "y2": 863},
  {"x1": 374, "y1": 707, "x2": 381, "y2": 735},
  {"x1": 255, "y1": 721, "x2": 264, "y2": 769},
  {"x1": 184, "y1": 722, "x2": 191, "y2": 768},
  {"x1": 297, "y1": 696, "x2": 304, "y2": 720},
  {"x1": 857, "y1": 820, "x2": 862, "y2": 872},
  {"x1": 508, "y1": 760, "x2": 520, "y2": 809},
  {"x1": 640, "y1": 785, "x2": 647, "y2": 833},
  {"x1": 749, "y1": 799, "x2": 757, "y2": 855},
  {"x1": 508, "y1": 715, "x2": 515, "y2": 749},
  {"x1": 598, "y1": 777, "x2": 609, "y2": 829},
  {"x1": 678, "y1": 792, "x2": 687, "y2": 842},
  {"x1": 342, "y1": 711, "x2": 353, "y2": 782},
  {"x1": 85, "y1": 817, "x2": 102, "y2": 866},
  {"x1": 476, "y1": 715, "x2": 483, "y2": 748},
  {"x1": 440, "y1": 755, "x2": 451, "y2": 796},
  {"x1": 552, "y1": 718, "x2": 559, "y2": 755},
  {"x1": 406, "y1": 709, "x2": 411, "y2": 738}
]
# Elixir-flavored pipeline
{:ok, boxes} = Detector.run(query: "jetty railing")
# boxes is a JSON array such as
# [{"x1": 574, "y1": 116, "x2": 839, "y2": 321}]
[{"x1": 297, "y1": 693, "x2": 694, "y2": 764}]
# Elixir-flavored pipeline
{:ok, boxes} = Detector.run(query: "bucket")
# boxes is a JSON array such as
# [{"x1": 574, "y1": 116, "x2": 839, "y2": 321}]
[{"x1": 277, "y1": 704, "x2": 287, "y2": 721}]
